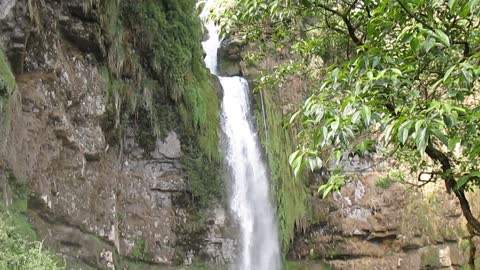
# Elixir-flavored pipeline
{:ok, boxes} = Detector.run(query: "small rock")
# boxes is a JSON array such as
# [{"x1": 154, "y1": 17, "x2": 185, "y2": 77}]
[{"x1": 151, "y1": 131, "x2": 182, "y2": 159}]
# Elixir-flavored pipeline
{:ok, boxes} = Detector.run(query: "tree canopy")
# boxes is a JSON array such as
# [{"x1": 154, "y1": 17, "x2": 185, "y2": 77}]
[{"x1": 214, "y1": 0, "x2": 480, "y2": 253}]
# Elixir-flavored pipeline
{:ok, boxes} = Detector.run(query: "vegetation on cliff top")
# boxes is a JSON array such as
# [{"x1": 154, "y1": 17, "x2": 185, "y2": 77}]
[
  {"x1": 0, "y1": 170, "x2": 63, "y2": 270},
  {"x1": 93, "y1": 0, "x2": 223, "y2": 208},
  {"x1": 0, "y1": 215, "x2": 63, "y2": 270},
  {"x1": 217, "y1": 0, "x2": 480, "y2": 266}
]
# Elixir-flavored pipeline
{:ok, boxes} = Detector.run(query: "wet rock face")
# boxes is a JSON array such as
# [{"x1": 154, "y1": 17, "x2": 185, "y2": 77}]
[
  {"x1": 0, "y1": 0, "x2": 235, "y2": 268},
  {"x1": 217, "y1": 38, "x2": 244, "y2": 76}
]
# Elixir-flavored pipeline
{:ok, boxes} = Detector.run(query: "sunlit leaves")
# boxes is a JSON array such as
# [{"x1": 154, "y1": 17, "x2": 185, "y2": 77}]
[
  {"x1": 217, "y1": 0, "x2": 480, "y2": 196},
  {"x1": 318, "y1": 173, "x2": 345, "y2": 198}
]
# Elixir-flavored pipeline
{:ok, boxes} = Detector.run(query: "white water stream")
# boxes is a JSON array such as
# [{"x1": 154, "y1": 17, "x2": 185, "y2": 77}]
[{"x1": 200, "y1": 2, "x2": 281, "y2": 269}]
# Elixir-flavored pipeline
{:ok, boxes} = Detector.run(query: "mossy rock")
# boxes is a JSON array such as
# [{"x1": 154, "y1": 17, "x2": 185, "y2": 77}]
[
  {"x1": 420, "y1": 247, "x2": 443, "y2": 269},
  {"x1": 0, "y1": 48, "x2": 16, "y2": 98}
]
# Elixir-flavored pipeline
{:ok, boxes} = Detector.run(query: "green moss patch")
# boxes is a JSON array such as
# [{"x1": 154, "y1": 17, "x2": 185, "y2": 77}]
[
  {"x1": 0, "y1": 214, "x2": 63, "y2": 270},
  {"x1": 0, "y1": 49, "x2": 15, "y2": 97},
  {"x1": 253, "y1": 89, "x2": 309, "y2": 254},
  {"x1": 98, "y1": 0, "x2": 223, "y2": 208}
]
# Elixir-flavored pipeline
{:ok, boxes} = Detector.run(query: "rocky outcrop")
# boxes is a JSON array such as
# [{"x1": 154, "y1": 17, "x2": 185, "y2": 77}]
[
  {"x1": 288, "y1": 173, "x2": 477, "y2": 269},
  {"x1": 0, "y1": 0, "x2": 235, "y2": 269},
  {"x1": 217, "y1": 38, "x2": 244, "y2": 77}
]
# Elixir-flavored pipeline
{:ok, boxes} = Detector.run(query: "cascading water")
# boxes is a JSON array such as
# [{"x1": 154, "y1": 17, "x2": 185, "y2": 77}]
[{"x1": 200, "y1": 2, "x2": 281, "y2": 269}]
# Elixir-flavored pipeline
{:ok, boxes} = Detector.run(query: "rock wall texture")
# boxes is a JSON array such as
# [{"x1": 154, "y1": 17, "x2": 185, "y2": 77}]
[
  {"x1": 289, "y1": 174, "x2": 480, "y2": 270},
  {"x1": 0, "y1": 0, "x2": 234, "y2": 269}
]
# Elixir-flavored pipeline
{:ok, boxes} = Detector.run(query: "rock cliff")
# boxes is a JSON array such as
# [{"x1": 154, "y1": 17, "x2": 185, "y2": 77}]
[{"x1": 0, "y1": 0, "x2": 235, "y2": 269}]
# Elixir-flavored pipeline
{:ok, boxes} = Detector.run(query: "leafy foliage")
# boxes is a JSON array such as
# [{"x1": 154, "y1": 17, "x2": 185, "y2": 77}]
[
  {"x1": 0, "y1": 171, "x2": 63, "y2": 270},
  {"x1": 0, "y1": 214, "x2": 63, "y2": 270},
  {"x1": 217, "y1": 0, "x2": 480, "y2": 236}
]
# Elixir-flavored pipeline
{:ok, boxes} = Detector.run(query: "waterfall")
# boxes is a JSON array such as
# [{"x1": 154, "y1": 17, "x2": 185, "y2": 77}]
[{"x1": 200, "y1": 2, "x2": 281, "y2": 270}]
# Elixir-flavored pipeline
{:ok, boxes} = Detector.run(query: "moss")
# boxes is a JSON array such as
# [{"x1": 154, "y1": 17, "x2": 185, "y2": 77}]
[
  {"x1": 130, "y1": 238, "x2": 151, "y2": 261},
  {"x1": 0, "y1": 48, "x2": 16, "y2": 134},
  {"x1": 253, "y1": 89, "x2": 309, "y2": 254},
  {"x1": 181, "y1": 135, "x2": 223, "y2": 209},
  {"x1": 99, "y1": 0, "x2": 222, "y2": 158},
  {"x1": 0, "y1": 170, "x2": 36, "y2": 242},
  {"x1": 375, "y1": 169, "x2": 403, "y2": 188},
  {"x1": 459, "y1": 238, "x2": 471, "y2": 251},
  {"x1": 421, "y1": 247, "x2": 441, "y2": 268},
  {"x1": 284, "y1": 261, "x2": 334, "y2": 270},
  {"x1": 180, "y1": 76, "x2": 220, "y2": 160},
  {"x1": 121, "y1": 0, "x2": 205, "y2": 100},
  {"x1": 121, "y1": 0, "x2": 221, "y2": 159},
  {"x1": 0, "y1": 213, "x2": 63, "y2": 270},
  {"x1": 0, "y1": 48, "x2": 16, "y2": 97}
]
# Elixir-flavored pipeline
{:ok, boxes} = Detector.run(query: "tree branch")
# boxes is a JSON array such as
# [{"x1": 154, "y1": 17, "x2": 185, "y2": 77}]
[
  {"x1": 314, "y1": 3, "x2": 364, "y2": 45},
  {"x1": 453, "y1": 40, "x2": 471, "y2": 57},
  {"x1": 396, "y1": 0, "x2": 434, "y2": 31},
  {"x1": 425, "y1": 144, "x2": 480, "y2": 235}
]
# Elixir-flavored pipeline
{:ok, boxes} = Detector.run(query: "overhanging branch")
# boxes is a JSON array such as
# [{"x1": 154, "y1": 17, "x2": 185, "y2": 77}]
[{"x1": 425, "y1": 144, "x2": 480, "y2": 235}]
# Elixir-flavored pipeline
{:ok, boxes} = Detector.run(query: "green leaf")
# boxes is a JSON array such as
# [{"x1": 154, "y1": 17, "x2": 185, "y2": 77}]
[
  {"x1": 289, "y1": 110, "x2": 302, "y2": 125},
  {"x1": 443, "y1": 65, "x2": 456, "y2": 81},
  {"x1": 443, "y1": 114, "x2": 453, "y2": 128},
  {"x1": 431, "y1": 128, "x2": 448, "y2": 146},
  {"x1": 384, "y1": 123, "x2": 395, "y2": 143},
  {"x1": 448, "y1": 0, "x2": 456, "y2": 9},
  {"x1": 391, "y1": 68, "x2": 402, "y2": 75},
  {"x1": 470, "y1": 144, "x2": 480, "y2": 157},
  {"x1": 461, "y1": 68, "x2": 473, "y2": 83},
  {"x1": 351, "y1": 110, "x2": 361, "y2": 124},
  {"x1": 424, "y1": 37, "x2": 436, "y2": 52},
  {"x1": 331, "y1": 119, "x2": 340, "y2": 132},
  {"x1": 414, "y1": 119, "x2": 424, "y2": 135},
  {"x1": 321, "y1": 184, "x2": 334, "y2": 199},
  {"x1": 410, "y1": 37, "x2": 420, "y2": 51},
  {"x1": 448, "y1": 137, "x2": 460, "y2": 150},
  {"x1": 334, "y1": 150, "x2": 342, "y2": 162},
  {"x1": 456, "y1": 175, "x2": 470, "y2": 189},
  {"x1": 434, "y1": 29, "x2": 450, "y2": 47},
  {"x1": 289, "y1": 150, "x2": 301, "y2": 165},
  {"x1": 361, "y1": 105, "x2": 372, "y2": 126},
  {"x1": 415, "y1": 127, "x2": 428, "y2": 156},
  {"x1": 293, "y1": 161, "x2": 304, "y2": 177},
  {"x1": 459, "y1": 2, "x2": 471, "y2": 17},
  {"x1": 455, "y1": 171, "x2": 480, "y2": 189},
  {"x1": 308, "y1": 157, "x2": 323, "y2": 171},
  {"x1": 398, "y1": 120, "x2": 412, "y2": 144},
  {"x1": 367, "y1": 70, "x2": 374, "y2": 80}
]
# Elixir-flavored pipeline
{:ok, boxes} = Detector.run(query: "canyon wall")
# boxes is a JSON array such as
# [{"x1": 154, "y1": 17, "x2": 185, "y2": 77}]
[{"x1": 0, "y1": 1, "x2": 234, "y2": 269}]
